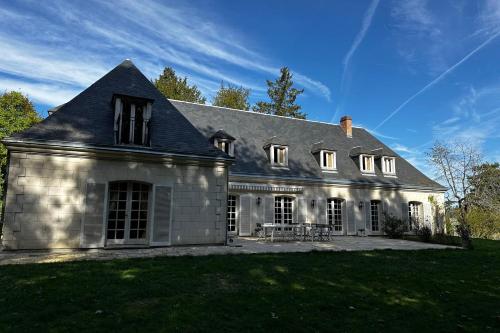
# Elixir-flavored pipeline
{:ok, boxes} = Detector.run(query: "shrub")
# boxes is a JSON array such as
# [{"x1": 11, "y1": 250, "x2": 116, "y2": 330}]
[
  {"x1": 382, "y1": 213, "x2": 406, "y2": 238},
  {"x1": 418, "y1": 226, "x2": 432, "y2": 242}
]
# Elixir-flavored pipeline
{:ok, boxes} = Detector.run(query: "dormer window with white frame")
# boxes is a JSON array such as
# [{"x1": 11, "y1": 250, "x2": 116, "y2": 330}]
[
  {"x1": 359, "y1": 154, "x2": 375, "y2": 174},
  {"x1": 382, "y1": 156, "x2": 396, "y2": 175},
  {"x1": 320, "y1": 150, "x2": 336, "y2": 170},
  {"x1": 114, "y1": 96, "x2": 152, "y2": 146},
  {"x1": 214, "y1": 139, "x2": 234, "y2": 156},
  {"x1": 270, "y1": 144, "x2": 288, "y2": 167}
]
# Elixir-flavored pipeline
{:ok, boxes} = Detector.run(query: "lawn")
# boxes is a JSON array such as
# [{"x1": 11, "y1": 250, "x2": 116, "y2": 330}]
[{"x1": 0, "y1": 240, "x2": 499, "y2": 332}]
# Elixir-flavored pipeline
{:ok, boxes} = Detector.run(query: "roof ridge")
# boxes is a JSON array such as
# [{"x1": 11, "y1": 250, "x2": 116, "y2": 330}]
[{"x1": 168, "y1": 98, "x2": 365, "y2": 129}]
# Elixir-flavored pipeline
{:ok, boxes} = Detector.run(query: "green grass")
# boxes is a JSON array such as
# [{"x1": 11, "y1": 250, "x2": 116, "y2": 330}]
[{"x1": 1, "y1": 240, "x2": 499, "y2": 333}]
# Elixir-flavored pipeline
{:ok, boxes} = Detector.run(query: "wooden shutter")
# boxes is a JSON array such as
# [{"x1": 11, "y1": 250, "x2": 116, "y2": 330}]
[
  {"x1": 401, "y1": 202, "x2": 408, "y2": 222},
  {"x1": 365, "y1": 201, "x2": 371, "y2": 231},
  {"x1": 239, "y1": 196, "x2": 251, "y2": 236},
  {"x1": 297, "y1": 198, "x2": 307, "y2": 224},
  {"x1": 264, "y1": 196, "x2": 274, "y2": 224},
  {"x1": 82, "y1": 183, "x2": 106, "y2": 247},
  {"x1": 317, "y1": 198, "x2": 326, "y2": 224},
  {"x1": 152, "y1": 186, "x2": 172, "y2": 245},
  {"x1": 346, "y1": 200, "x2": 355, "y2": 235}
]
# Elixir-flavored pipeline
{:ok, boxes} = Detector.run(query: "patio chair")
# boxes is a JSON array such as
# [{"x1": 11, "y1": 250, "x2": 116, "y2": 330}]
[{"x1": 255, "y1": 223, "x2": 265, "y2": 240}]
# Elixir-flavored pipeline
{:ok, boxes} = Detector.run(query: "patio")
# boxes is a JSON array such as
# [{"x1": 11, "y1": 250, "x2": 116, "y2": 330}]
[{"x1": 0, "y1": 236, "x2": 458, "y2": 265}]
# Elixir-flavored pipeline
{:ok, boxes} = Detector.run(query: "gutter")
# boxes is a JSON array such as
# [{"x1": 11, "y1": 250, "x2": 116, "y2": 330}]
[
  {"x1": 2, "y1": 138, "x2": 234, "y2": 165},
  {"x1": 229, "y1": 172, "x2": 447, "y2": 192}
]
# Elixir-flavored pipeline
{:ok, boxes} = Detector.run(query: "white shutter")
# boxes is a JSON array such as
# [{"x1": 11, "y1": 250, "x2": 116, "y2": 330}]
[
  {"x1": 346, "y1": 200, "x2": 355, "y2": 235},
  {"x1": 297, "y1": 198, "x2": 307, "y2": 224},
  {"x1": 239, "y1": 196, "x2": 251, "y2": 236},
  {"x1": 151, "y1": 186, "x2": 172, "y2": 245},
  {"x1": 82, "y1": 183, "x2": 106, "y2": 248},
  {"x1": 317, "y1": 198, "x2": 326, "y2": 224},
  {"x1": 264, "y1": 196, "x2": 274, "y2": 224},
  {"x1": 365, "y1": 201, "x2": 371, "y2": 231}
]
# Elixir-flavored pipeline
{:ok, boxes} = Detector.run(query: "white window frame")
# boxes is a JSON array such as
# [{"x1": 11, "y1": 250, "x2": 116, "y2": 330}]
[
  {"x1": 214, "y1": 139, "x2": 234, "y2": 156},
  {"x1": 270, "y1": 144, "x2": 288, "y2": 167},
  {"x1": 274, "y1": 196, "x2": 294, "y2": 225},
  {"x1": 320, "y1": 150, "x2": 337, "y2": 170},
  {"x1": 359, "y1": 154, "x2": 375, "y2": 173},
  {"x1": 114, "y1": 97, "x2": 152, "y2": 146},
  {"x1": 382, "y1": 156, "x2": 396, "y2": 175}
]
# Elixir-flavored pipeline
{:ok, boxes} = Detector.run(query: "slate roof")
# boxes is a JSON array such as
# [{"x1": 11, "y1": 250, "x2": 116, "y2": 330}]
[
  {"x1": 7, "y1": 60, "x2": 228, "y2": 160},
  {"x1": 173, "y1": 101, "x2": 446, "y2": 190}
]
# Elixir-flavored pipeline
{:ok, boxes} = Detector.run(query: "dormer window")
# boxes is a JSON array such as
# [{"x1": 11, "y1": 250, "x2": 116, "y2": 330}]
[
  {"x1": 360, "y1": 154, "x2": 375, "y2": 173},
  {"x1": 211, "y1": 130, "x2": 236, "y2": 156},
  {"x1": 270, "y1": 145, "x2": 288, "y2": 166},
  {"x1": 114, "y1": 96, "x2": 152, "y2": 146},
  {"x1": 382, "y1": 156, "x2": 396, "y2": 175},
  {"x1": 321, "y1": 150, "x2": 336, "y2": 170},
  {"x1": 214, "y1": 139, "x2": 234, "y2": 156}
]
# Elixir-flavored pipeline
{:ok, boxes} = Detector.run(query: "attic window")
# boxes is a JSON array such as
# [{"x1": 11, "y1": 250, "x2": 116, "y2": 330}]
[
  {"x1": 114, "y1": 96, "x2": 152, "y2": 146},
  {"x1": 270, "y1": 145, "x2": 288, "y2": 167},
  {"x1": 382, "y1": 156, "x2": 396, "y2": 175},
  {"x1": 320, "y1": 150, "x2": 336, "y2": 170},
  {"x1": 214, "y1": 139, "x2": 234, "y2": 156},
  {"x1": 359, "y1": 154, "x2": 375, "y2": 173}
]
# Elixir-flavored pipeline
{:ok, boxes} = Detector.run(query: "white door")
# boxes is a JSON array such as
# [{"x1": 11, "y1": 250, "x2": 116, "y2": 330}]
[{"x1": 106, "y1": 181, "x2": 150, "y2": 246}]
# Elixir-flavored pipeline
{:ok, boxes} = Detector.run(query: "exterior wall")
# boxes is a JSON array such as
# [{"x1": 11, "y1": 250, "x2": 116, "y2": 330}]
[
  {"x1": 2, "y1": 151, "x2": 227, "y2": 250},
  {"x1": 229, "y1": 180, "x2": 445, "y2": 236}
]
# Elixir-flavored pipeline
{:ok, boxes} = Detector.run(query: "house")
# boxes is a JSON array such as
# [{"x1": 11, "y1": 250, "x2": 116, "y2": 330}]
[{"x1": 0, "y1": 60, "x2": 446, "y2": 250}]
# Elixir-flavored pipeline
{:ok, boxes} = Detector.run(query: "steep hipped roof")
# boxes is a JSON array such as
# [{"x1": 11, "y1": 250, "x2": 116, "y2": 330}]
[
  {"x1": 8, "y1": 60, "x2": 227, "y2": 159},
  {"x1": 173, "y1": 100, "x2": 445, "y2": 190}
]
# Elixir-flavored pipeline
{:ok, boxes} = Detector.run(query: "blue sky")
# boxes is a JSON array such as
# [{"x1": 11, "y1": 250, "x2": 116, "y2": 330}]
[{"x1": 1, "y1": 0, "x2": 500, "y2": 177}]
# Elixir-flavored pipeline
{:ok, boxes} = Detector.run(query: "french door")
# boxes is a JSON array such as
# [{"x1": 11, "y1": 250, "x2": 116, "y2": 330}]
[
  {"x1": 227, "y1": 195, "x2": 238, "y2": 234},
  {"x1": 106, "y1": 181, "x2": 150, "y2": 245},
  {"x1": 327, "y1": 198, "x2": 344, "y2": 235}
]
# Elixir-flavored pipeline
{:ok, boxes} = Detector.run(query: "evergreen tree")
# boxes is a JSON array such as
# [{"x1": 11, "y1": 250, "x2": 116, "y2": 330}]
[
  {"x1": 253, "y1": 67, "x2": 306, "y2": 119},
  {"x1": 153, "y1": 67, "x2": 206, "y2": 104},
  {"x1": 0, "y1": 91, "x2": 41, "y2": 209},
  {"x1": 213, "y1": 82, "x2": 250, "y2": 110}
]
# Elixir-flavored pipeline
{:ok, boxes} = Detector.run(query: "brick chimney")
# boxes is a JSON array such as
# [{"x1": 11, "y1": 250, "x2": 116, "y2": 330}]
[{"x1": 340, "y1": 115, "x2": 352, "y2": 138}]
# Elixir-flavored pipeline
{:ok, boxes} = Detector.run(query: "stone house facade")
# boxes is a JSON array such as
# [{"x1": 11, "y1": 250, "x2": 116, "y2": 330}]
[{"x1": 1, "y1": 60, "x2": 445, "y2": 250}]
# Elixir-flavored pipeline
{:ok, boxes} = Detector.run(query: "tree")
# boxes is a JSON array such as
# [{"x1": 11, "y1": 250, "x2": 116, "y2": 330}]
[
  {"x1": 153, "y1": 67, "x2": 206, "y2": 104},
  {"x1": 0, "y1": 91, "x2": 42, "y2": 209},
  {"x1": 428, "y1": 140, "x2": 482, "y2": 248},
  {"x1": 253, "y1": 67, "x2": 306, "y2": 119},
  {"x1": 468, "y1": 163, "x2": 500, "y2": 214},
  {"x1": 213, "y1": 82, "x2": 250, "y2": 110}
]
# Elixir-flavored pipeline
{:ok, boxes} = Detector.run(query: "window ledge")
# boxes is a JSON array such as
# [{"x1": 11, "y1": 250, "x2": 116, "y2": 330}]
[
  {"x1": 271, "y1": 165, "x2": 290, "y2": 170},
  {"x1": 322, "y1": 169, "x2": 338, "y2": 173},
  {"x1": 361, "y1": 172, "x2": 377, "y2": 177},
  {"x1": 383, "y1": 173, "x2": 397, "y2": 178}
]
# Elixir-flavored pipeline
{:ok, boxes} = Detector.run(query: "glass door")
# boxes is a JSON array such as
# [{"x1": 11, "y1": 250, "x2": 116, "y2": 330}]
[{"x1": 106, "y1": 181, "x2": 150, "y2": 245}]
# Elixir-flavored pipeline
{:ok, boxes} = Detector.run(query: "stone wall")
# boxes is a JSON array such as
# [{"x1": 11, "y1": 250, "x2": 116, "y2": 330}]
[
  {"x1": 229, "y1": 181, "x2": 445, "y2": 236},
  {"x1": 2, "y1": 151, "x2": 227, "y2": 249}
]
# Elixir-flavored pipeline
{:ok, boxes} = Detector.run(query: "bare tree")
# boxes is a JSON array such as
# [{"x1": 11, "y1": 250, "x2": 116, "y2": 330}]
[{"x1": 428, "y1": 140, "x2": 482, "y2": 248}]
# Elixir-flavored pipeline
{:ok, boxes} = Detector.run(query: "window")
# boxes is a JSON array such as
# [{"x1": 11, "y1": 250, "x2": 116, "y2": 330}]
[
  {"x1": 382, "y1": 157, "x2": 396, "y2": 174},
  {"x1": 227, "y1": 195, "x2": 237, "y2": 232},
  {"x1": 360, "y1": 154, "x2": 375, "y2": 173},
  {"x1": 215, "y1": 139, "x2": 234, "y2": 156},
  {"x1": 321, "y1": 150, "x2": 336, "y2": 170},
  {"x1": 274, "y1": 196, "x2": 293, "y2": 224},
  {"x1": 408, "y1": 202, "x2": 422, "y2": 231},
  {"x1": 270, "y1": 145, "x2": 288, "y2": 166},
  {"x1": 327, "y1": 198, "x2": 343, "y2": 231},
  {"x1": 114, "y1": 96, "x2": 152, "y2": 146},
  {"x1": 370, "y1": 201, "x2": 380, "y2": 232},
  {"x1": 107, "y1": 181, "x2": 150, "y2": 242}
]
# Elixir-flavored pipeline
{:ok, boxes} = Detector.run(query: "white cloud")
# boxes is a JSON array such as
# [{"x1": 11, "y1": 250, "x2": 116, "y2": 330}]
[
  {"x1": 0, "y1": 0, "x2": 331, "y2": 107},
  {"x1": 0, "y1": 77, "x2": 80, "y2": 106}
]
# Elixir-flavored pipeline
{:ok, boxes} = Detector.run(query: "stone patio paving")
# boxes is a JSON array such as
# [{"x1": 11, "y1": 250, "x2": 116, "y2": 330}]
[{"x1": 0, "y1": 236, "x2": 458, "y2": 265}]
